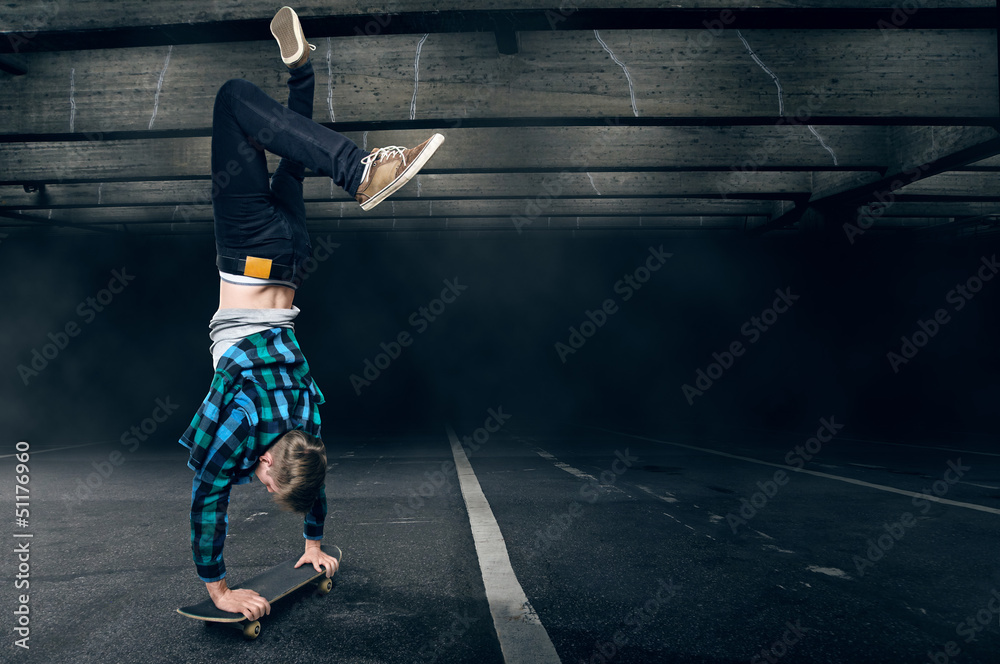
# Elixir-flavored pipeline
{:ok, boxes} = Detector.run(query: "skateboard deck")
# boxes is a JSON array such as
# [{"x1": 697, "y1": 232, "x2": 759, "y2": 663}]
[{"x1": 177, "y1": 544, "x2": 342, "y2": 639}]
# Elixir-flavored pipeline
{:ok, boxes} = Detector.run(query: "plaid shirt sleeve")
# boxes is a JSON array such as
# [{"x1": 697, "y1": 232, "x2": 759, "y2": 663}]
[
  {"x1": 301, "y1": 381, "x2": 326, "y2": 540},
  {"x1": 188, "y1": 391, "x2": 255, "y2": 582},
  {"x1": 304, "y1": 483, "x2": 326, "y2": 540}
]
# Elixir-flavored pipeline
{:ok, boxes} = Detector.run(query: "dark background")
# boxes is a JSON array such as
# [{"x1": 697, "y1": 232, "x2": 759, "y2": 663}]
[{"x1": 2, "y1": 227, "x2": 997, "y2": 450}]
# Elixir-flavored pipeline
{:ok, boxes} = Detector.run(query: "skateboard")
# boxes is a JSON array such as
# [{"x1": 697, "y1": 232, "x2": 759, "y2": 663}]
[{"x1": 177, "y1": 544, "x2": 342, "y2": 640}]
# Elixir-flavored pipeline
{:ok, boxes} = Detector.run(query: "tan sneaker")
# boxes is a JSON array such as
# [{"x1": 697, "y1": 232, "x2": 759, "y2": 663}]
[
  {"x1": 355, "y1": 134, "x2": 445, "y2": 211},
  {"x1": 270, "y1": 6, "x2": 315, "y2": 68}
]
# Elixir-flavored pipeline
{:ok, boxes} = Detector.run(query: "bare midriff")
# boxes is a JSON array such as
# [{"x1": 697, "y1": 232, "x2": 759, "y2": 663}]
[{"x1": 219, "y1": 279, "x2": 295, "y2": 310}]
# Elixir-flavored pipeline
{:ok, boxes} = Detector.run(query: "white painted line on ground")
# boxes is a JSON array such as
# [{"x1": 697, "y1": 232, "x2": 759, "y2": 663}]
[
  {"x1": 960, "y1": 481, "x2": 1000, "y2": 490},
  {"x1": 845, "y1": 438, "x2": 1000, "y2": 458},
  {"x1": 722, "y1": 424, "x2": 1000, "y2": 459},
  {"x1": 447, "y1": 425, "x2": 561, "y2": 664},
  {"x1": 806, "y1": 565, "x2": 852, "y2": 580},
  {"x1": 0, "y1": 440, "x2": 111, "y2": 459},
  {"x1": 587, "y1": 426, "x2": 1000, "y2": 517},
  {"x1": 534, "y1": 448, "x2": 627, "y2": 495},
  {"x1": 763, "y1": 545, "x2": 796, "y2": 554},
  {"x1": 634, "y1": 483, "x2": 679, "y2": 503},
  {"x1": 535, "y1": 448, "x2": 597, "y2": 482}
]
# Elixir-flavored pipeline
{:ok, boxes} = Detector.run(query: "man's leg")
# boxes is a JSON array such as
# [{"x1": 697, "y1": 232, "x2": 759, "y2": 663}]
[
  {"x1": 266, "y1": 6, "x2": 445, "y2": 211},
  {"x1": 210, "y1": 78, "x2": 284, "y2": 257},
  {"x1": 213, "y1": 77, "x2": 367, "y2": 196},
  {"x1": 269, "y1": 61, "x2": 315, "y2": 226},
  {"x1": 270, "y1": 60, "x2": 316, "y2": 284},
  {"x1": 211, "y1": 70, "x2": 329, "y2": 284}
]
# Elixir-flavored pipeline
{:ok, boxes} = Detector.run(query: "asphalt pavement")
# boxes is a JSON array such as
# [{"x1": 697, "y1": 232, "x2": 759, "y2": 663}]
[{"x1": 1, "y1": 423, "x2": 997, "y2": 663}]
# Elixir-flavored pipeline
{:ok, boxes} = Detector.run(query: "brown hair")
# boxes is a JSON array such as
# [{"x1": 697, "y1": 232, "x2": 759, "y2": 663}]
[{"x1": 266, "y1": 430, "x2": 327, "y2": 513}]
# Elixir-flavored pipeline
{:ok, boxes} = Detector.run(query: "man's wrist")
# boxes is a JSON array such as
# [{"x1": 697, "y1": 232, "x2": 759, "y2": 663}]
[{"x1": 206, "y1": 578, "x2": 229, "y2": 600}]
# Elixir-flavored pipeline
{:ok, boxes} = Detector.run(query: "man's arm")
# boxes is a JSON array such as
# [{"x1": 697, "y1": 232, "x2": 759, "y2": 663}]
[
  {"x1": 191, "y1": 477, "x2": 271, "y2": 620},
  {"x1": 189, "y1": 476, "x2": 231, "y2": 582},
  {"x1": 188, "y1": 403, "x2": 272, "y2": 620},
  {"x1": 303, "y1": 481, "x2": 326, "y2": 541},
  {"x1": 294, "y1": 483, "x2": 339, "y2": 577}
]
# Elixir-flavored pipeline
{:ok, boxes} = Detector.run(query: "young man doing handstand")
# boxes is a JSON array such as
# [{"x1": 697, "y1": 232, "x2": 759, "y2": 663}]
[{"x1": 178, "y1": 7, "x2": 444, "y2": 621}]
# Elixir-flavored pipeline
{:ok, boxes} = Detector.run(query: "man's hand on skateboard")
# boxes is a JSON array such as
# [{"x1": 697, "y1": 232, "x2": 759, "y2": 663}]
[
  {"x1": 180, "y1": 546, "x2": 342, "y2": 638},
  {"x1": 295, "y1": 539, "x2": 339, "y2": 578},
  {"x1": 206, "y1": 578, "x2": 272, "y2": 621}
]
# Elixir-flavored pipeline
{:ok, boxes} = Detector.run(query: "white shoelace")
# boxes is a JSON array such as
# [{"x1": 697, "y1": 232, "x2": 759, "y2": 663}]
[{"x1": 359, "y1": 146, "x2": 408, "y2": 184}]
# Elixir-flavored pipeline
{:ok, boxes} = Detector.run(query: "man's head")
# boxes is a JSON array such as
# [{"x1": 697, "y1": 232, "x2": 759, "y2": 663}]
[{"x1": 254, "y1": 429, "x2": 327, "y2": 513}]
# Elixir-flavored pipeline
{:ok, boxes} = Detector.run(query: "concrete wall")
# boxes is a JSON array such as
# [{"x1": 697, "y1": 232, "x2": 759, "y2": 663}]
[{"x1": 3, "y1": 229, "x2": 996, "y2": 448}]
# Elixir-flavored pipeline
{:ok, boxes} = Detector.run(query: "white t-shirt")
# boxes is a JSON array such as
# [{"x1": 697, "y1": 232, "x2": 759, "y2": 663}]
[{"x1": 209, "y1": 306, "x2": 300, "y2": 368}]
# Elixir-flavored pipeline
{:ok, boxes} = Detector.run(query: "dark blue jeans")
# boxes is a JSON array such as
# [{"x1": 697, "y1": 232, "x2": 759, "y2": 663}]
[{"x1": 211, "y1": 61, "x2": 367, "y2": 284}]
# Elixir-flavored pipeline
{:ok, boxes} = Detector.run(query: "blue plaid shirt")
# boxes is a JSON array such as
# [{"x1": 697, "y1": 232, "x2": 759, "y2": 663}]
[{"x1": 179, "y1": 327, "x2": 327, "y2": 582}]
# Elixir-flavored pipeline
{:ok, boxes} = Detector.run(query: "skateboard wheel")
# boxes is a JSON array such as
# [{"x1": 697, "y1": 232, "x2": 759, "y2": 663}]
[
  {"x1": 316, "y1": 578, "x2": 333, "y2": 594},
  {"x1": 243, "y1": 621, "x2": 261, "y2": 640}
]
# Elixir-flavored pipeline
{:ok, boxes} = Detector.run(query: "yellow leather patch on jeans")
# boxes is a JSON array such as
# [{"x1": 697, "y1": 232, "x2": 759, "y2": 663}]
[{"x1": 243, "y1": 256, "x2": 273, "y2": 279}]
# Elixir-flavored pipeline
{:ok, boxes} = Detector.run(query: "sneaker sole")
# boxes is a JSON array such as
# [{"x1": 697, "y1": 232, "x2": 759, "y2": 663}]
[
  {"x1": 270, "y1": 7, "x2": 306, "y2": 67},
  {"x1": 360, "y1": 133, "x2": 446, "y2": 211}
]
